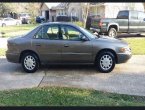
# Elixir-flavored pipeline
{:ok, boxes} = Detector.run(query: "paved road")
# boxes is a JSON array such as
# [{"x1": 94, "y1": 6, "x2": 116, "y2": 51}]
[{"x1": 0, "y1": 55, "x2": 145, "y2": 96}]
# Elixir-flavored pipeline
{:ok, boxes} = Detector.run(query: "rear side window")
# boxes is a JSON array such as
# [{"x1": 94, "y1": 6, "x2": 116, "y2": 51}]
[
  {"x1": 34, "y1": 25, "x2": 59, "y2": 40},
  {"x1": 130, "y1": 11, "x2": 138, "y2": 20},
  {"x1": 138, "y1": 12, "x2": 145, "y2": 20},
  {"x1": 117, "y1": 11, "x2": 129, "y2": 19}
]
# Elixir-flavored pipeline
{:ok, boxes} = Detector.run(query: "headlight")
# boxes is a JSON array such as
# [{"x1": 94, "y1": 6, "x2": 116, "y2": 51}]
[{"x1": 119, "y1": 47, "x2": 131, "y2": 53}]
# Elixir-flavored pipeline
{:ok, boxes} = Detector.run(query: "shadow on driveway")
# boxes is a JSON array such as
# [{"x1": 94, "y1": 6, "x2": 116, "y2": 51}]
[{"x1": 117, "y1": 33, "x2": 145, "y2": 38}]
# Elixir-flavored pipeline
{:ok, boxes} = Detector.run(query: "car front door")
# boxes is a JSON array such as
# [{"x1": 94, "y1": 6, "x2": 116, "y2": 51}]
[
  {"x1": 117, "y1": 11, "x2": 129, "y2": 32},
  {"x1": 129, "y1": 11, "x2": 140, "y2": 32},
  {"x1": 60, "y1": 25, "x2": 93, "y2": 63},
  {"x1": 32, "y1": 24, "x2": 63, "y2": 63},
  {"x1": 138, "y1": 12, "x2": 145, "y2": 32}
]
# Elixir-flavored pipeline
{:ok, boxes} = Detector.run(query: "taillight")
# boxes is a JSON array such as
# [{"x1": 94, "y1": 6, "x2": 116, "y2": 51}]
[{"x1": 99, "y1": 21, "x2": 102, "y2": 27}]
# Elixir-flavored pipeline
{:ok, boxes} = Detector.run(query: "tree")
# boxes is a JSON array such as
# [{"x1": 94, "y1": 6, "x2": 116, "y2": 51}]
[
  {"x1": 143, "y1": 3, "x2": 145, "y2": 12},
  {"x1": 0, "y1": 3, "x2": 11, "y2": 17},
  {"x1": 26, "y1": 3, "x2": 41, "y2": 17},
  {"x1": 81, "y1": 3, "x2": 90, "y2": 28}
]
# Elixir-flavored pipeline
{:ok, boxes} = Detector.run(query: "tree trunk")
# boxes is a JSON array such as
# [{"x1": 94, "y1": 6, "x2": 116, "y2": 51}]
[
  {"x1": 84, "y1": 3, "x2": 90, "y2": 28},
  {"x1": 143, "y1": 3, "x2": 145, "y2": 12},
  {"x1": 81, "y1": 3, "x2": 90, "y2": 28}
]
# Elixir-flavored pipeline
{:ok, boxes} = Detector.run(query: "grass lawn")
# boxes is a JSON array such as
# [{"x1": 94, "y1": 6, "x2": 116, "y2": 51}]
[
  {"x1": 0, "y1": 48, "x2": 6, "y2": 56},
  {"x1": 122, "y1": 38, "x2": 145, "y2": 55},
  {"x1": 0, "y1": 87, "x2": 144, "y2": 106},
  {"x1": 0, "y1": 24, "x2": 39, "y2": 38}
]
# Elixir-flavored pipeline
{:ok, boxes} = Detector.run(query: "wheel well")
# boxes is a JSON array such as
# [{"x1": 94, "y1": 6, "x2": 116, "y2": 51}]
[
  {"x1": 19, "y1": 50, "x2": 40, "y2": 64},
  {"x1": 95, "y1": 49, "x2": 118, "y2": 63},
  {"x1": 108, "y1": 25, "x2": 118, "y2": 32},
  {"x1": 2, "y1": 23, "x2": 6, "y2": 26}
]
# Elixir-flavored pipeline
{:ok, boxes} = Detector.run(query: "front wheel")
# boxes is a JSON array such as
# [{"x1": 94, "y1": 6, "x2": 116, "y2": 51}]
[
  {"x1": 95, "y1": 51, "x2": 116, "y2": 73},
  {"x1": 21, "y1": 53, "x2": 39, "y2": 73},
  {"x1": 16, "y1": 22, "x2": 20, "y2": 26},
  {"x1": 108, "y1": 28, "x2": 117, "y2": 38}
]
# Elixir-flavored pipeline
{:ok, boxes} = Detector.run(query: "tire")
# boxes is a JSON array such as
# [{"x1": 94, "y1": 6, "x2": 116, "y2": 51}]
[
  {"x1": 95, "y1": 51, "x2": 116, "y2": 73},
  {"x1": 108, "y1": 28, "x2": 117, "y2": 38},
  {"x1": 2, "y1": 23, "x2": 6, "y2": 27},
  {"x1": 21, "y1": 53, "x2": 39, "y2": 73},
  {"x1": 16, "y1": 22, "x2": 20, "y2": 26}
]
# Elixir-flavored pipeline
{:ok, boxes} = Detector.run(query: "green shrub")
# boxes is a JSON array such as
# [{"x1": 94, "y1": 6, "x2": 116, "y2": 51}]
[{"x1": 72, "y1": 21, "x2": 83, "y2": 27}]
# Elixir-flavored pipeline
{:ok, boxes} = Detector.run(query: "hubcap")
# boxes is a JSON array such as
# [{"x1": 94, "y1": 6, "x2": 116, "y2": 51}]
[
  {"x1": 109, "y1": 30, "x2": 116, "y2": 37},
  {"x1": 24, "y1": 55, "x2": 36, "y2": 70},
  {"x1": 100, "y1": 55, "x2": 113, "y2": 71}
]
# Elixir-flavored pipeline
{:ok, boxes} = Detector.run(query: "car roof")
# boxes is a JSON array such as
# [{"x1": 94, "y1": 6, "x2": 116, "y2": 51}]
[
  {"x1": 119, "y1": 10, "x2": 144, "y2": 13},
  {"x1": 3, "y1": 17, "x2": 13, "y2": 19},
  {"x1": 41, "y1": 22, "x2": 78, "y2": 27}
]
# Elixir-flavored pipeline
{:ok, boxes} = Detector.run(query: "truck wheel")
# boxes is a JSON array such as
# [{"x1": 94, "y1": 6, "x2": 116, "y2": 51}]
[
  {"x1": 108, "y1": 28, "x2": 117, "y2": 38},
  {"x1": 2, "y1": 23, "x2": 6, "y2": 27},
  {"x1": 95, "y1": 51, "x2": 116, "y2": 73}
]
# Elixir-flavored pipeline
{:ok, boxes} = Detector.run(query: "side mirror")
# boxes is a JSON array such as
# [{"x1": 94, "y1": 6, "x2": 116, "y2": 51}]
[
  {"x1": 80, "y1": 35, "x2": 88, "y2": 41},
  {"x1": 143, "y1": 18, "x2": 145, "y2": 21}
]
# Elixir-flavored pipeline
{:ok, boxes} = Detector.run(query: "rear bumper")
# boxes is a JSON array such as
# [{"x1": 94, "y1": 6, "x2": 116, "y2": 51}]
[
  {"x1": 6, "y1": 51, "x2": 20, "y2": 63},
  {"x1": 117, "y1": 53, "x2": 132, "y2": 64},
  {"x1": 90, "y1": 27, "x2": 101, "y2": 33},
  {"x1": 90, "y1": 27, "x2": 108, "y2": 33}
]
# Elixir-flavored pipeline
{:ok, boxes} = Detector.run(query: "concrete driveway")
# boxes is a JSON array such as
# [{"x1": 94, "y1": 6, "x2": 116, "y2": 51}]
[{"x1": 0, "y1": 55, "x2": 145, "y2": 97}]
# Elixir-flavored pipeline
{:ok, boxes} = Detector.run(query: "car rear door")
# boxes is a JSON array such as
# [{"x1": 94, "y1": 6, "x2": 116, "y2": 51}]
[
  {"x1": 60, "y1": 25, "x2": 93, "y2": 63},
  {"x1": 32, "y1": 24, "x2": 63, "y2": 63}
]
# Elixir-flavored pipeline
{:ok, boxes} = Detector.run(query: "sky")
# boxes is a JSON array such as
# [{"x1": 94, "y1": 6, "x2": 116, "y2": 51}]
[{"x1": 45, "y1": 3, "x2": 60, "y2": 8}]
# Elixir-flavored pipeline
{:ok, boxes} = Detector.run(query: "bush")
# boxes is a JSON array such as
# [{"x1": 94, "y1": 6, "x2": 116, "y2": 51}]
[
  {"x1": 73, "y1": 21, "x2": 83, "y2": 27},
  {"x1": 56, "y1": 16, "x2": 79, "y2": 22}
]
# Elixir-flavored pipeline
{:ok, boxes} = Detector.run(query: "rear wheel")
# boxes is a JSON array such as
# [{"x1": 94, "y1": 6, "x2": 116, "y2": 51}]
[
  {"x1": 2, "y1": 23, "x2": 6, "y2": 27},
  {"x1": 108, "y1": 28, "x2": 117, "y2": 38},
  {"x1": 21, "y1": 53, "x2": 39, "y2": 73},
  {"x1": 95, "y1": 51, "x2": 116, "y2": 73}
]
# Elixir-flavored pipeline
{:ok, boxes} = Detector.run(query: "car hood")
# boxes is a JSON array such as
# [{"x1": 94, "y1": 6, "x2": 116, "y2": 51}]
[{"x1": 96, "y1": 36, "x2": 128, "y2": 45}]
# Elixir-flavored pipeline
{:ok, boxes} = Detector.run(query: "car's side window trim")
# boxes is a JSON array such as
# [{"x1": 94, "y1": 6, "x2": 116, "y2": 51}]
[{"x1": 33, "y1": 26, "x2": 43, "y2": 39}]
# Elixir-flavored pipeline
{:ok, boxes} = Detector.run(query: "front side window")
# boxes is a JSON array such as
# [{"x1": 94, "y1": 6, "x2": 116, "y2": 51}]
[
  {"x1": 34, "y1": 25, "x2": 59, "y2": 40},
  {"x1": 130, "y1": 11, "x2": 138, "y2": 20},
  {"x1": 138, "y1": 12, "x2": 145, "y2": 20},
  {"x1": 61, "y1": 25, "x2": 83, "y2": 41},
  {"x1": 4, "y1": 18, "x2": 9, "y2": 21}
]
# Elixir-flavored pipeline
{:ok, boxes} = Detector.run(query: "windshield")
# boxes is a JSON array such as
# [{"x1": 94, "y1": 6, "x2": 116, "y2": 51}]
[{"x1": 79, "y1": 27, "x2": 98, "y2": 39}]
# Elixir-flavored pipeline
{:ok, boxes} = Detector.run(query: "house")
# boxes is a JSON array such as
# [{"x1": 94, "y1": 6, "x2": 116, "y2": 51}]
[
  {"x1": 40, "y1": 3, "x2": 68, "y2": 22},
  {"x1": 40, "y1": 3, "x2": 83, "y2": 21},
  {"x1": 40, "y1": 3, "x2": 144, "y2": 22},
  {"x1": 89, "y1": 3, "x2": 144, "y2": 18},
  {"x1": 40, "y1": 3, "x2": 59, "y2": 21}
]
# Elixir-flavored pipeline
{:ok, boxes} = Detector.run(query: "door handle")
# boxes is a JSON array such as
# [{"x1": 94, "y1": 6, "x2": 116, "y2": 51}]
[
  {"x1": 35, "y1": 43, "x2": 41, "y2": 46},
  {"x1": 64, "y1": 44, "x2": 69, "y2": 47}
]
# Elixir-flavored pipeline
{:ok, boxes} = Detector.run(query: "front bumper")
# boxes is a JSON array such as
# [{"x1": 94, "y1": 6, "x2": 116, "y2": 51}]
[
  {"x1": 6, "y1": 51, "x2": 20, "y2": 63},
  {"x1": 117, "y1": 53, "x2": 132, "y2": 64}
]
